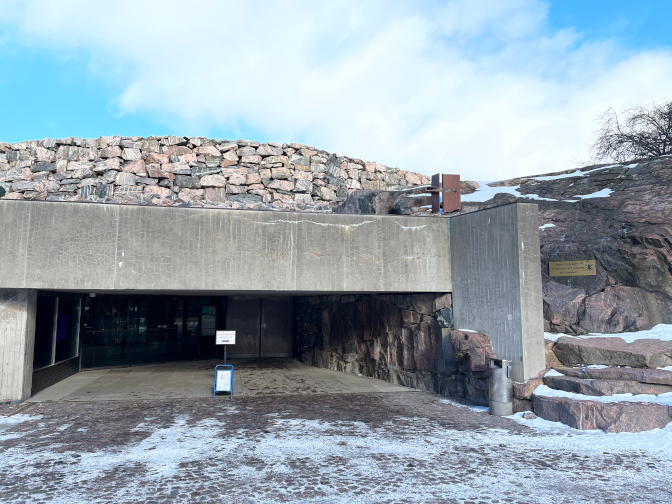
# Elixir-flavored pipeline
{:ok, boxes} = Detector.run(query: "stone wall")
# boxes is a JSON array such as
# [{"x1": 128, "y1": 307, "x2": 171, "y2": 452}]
[
  {"x1": 297, "y1": 293, "x2": 498, "y2": 405},
  {"x1": 0, "y1": 136, "x2": 431, "y2": 211}
]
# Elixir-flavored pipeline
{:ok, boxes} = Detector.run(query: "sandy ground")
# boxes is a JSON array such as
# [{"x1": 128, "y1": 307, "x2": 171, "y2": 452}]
[{"x1": 1, "y1": 392, "x2": 670, "y2": 504}]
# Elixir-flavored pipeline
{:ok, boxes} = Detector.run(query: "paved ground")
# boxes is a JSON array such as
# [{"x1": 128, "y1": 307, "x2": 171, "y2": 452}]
[
  {"x1": 28, "y1": 359, "x2": 410, "y2": 402},
  {"x1": 2, "y1": 386, "x2": 671, "y2": 503}
]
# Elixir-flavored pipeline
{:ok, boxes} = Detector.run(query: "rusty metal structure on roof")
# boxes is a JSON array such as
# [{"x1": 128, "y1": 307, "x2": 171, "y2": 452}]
[{"x1": 430, "y1": 173, "x2": 461, "y2": 213}]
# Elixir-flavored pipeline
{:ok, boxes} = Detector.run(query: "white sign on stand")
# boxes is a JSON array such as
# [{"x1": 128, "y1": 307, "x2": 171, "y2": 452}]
[
  {"x1": 216, "y1": 330, "x2": 236, "y2": 345},
  {"x1": 215, "y1": 369, "x2": 233, "y2": 392}
]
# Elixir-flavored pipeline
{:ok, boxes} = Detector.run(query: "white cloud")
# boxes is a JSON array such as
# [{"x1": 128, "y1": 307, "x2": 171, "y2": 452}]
[{"x1": 1, "y1": 0, "x2": 672, "y2": 180}]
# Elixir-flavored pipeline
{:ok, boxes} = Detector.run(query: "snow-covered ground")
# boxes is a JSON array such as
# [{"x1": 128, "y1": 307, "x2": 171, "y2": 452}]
[{"x1": 0, "y1": 400, "x2": 670, "y2": 504}]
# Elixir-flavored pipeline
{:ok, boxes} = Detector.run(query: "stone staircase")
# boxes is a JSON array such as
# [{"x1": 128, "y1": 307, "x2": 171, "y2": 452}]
[{"x1": 515, "y1": 336, "x2": 672, "y2": 433}]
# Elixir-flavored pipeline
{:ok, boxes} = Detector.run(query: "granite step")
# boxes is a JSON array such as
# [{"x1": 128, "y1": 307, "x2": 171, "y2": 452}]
[
  {"x1": 557, "y1": 366, "x2": 672, "y2": 386},
  {"x1": 552, "y1": 336, "x2": 672, "y2": 368},
  {"x1": 528, "y1": 363, "x2": 672, "y2": 432},
  {"x1": 543, "y1": 373, "x2": 672, "y2": 396},
  {"x1": 531, "y1": 394, "x2": 672, "y2": 433}
]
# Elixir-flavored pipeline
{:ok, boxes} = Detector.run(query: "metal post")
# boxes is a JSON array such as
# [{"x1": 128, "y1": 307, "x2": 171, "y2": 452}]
[{"x1": 224, "y1": 345, "x2": 227, "y2": 365}]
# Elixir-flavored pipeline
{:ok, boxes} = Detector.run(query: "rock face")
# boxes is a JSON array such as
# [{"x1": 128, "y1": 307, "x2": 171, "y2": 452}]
[
  {"x1": 333, "y1": 189, "x2": 440, "y2": 216},
  {"x1": 0, "y1": 136, "x2": 433, "y2": 211},
  {"x1": 581, "y1": 286, "x2": 661, "y2": 334},
  {"x1": 513, "y1": 378, "x2": 543, "y2": 400},
  {"x1": 457, "y1": 156, "x2": 672, "y2": 335},
  {"x1": 297, "y1": 294, "x2": 497, "y2": 406},
  {"x1": 544, "y1": 340, "x2": 563, "y2": 368},
  {"x1": 531, "y1": 394, "x2": 672, "y2": 433},
  {"x1": 297, "y1": 294, "x2": 445, "y2": 393},
  {"x1": 447, "y1": 330, "x2": 496, "y2": 405},
  {"x1": 542, "y1": 281, "x2": 585, "y2": 332},
  {"x1": 553, "y1": 336, "x2": 672, "y2": 368}
]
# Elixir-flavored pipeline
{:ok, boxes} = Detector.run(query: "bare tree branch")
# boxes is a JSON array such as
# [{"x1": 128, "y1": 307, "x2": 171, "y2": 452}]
[{"x1": 589, "y1": 100, "x2": 672, "y2": 163}]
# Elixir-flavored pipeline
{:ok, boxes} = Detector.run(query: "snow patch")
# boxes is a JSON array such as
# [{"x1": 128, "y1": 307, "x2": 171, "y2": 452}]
[
  {"x1": 253, "y1": 218, "x2": 375, "y2": 231},
  {"x1": 539, "y1": 223, "x2": 555, "y2": 229},
  {"x1": 574, "y1": 188, "x2": 613, "y2": 199},
  {"x1": 506, "y1": 412, "x2": 672, "y2": 452},
  {"x1": 439, "y1": 399, "x2": 489, "y2": 413},
  {"x1": 544, "y1": 332, "x2": 561, "y2": 342},
  {"x1": 0, "y1": 414, "x2": 42, "y2": 440},
  {"x1": 532, "y1": 170, "x2": 584, "y2": 181},
  {"x1": 460, "y1": 184, "x2": 520, "y2": 202},
  {"x1": 532, "y1": 165, "x2": 622, "y2": 181},
  {"x1": 0, "y1": 414, "x2": 40, "y2": 432},
  {"x1": 462, "y1": 183, "x2": 577, "y2": 203},
  {"x1": 544, "y1": 369, "x2": 564, "y2": 377},
  {"x1": 533, "y1": 384, "x2": 672, "y2": 407},
  {"x1": 545, "y1": 324, "x2": 672, "y2": 344}
]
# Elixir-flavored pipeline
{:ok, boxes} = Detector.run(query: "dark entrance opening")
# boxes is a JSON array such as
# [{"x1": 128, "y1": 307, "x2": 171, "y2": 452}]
[
  {"x1": 77, "y1": 294, "x2": 295, "y2": 368},
  {"x1": 32, "y1": 292, "x2": 297, "y2": 393},
  {"x1": 80, "y1": 295, "x2": 230, "y2": 368},
  {"x1": 225, "y1": 297, "x2": 294, "y2": 358}
]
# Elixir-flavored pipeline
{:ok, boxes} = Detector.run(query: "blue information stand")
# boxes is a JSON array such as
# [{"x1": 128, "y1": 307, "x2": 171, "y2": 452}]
[{"x1": 213, "y1": 364, "x2": 234, "y2": 399}]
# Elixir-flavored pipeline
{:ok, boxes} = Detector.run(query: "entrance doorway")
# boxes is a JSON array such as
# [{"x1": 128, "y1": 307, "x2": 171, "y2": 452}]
[
  {"x1": 79, "y1": 295, "x2": 230, "y2": 368},
  {"x1": 225, "y1": 297, "x2": 294, "y2": 358},
  {"x1": 33, "y1": 292, "x2": 296, "y2": 377}
]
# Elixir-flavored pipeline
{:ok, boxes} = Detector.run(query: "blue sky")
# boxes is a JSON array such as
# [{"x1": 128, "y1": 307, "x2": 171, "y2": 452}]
[
  {"x1": 1, "y1": 0, "x2": 672, "y2": 179},
  {"x1": 547, "y1": 1, "x2": 672, "y2": 49}
]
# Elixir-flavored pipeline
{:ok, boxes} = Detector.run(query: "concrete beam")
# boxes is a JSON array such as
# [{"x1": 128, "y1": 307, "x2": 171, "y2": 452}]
[
  {"x1": 0, "y1": 201, "x2": 451, "y2": 294},
  {"x1": 449, "y1": 203, "x2": 545, "y2": 382},
  {"x1": 0, "y1": 289, "x2": 37, "y2": 402}
]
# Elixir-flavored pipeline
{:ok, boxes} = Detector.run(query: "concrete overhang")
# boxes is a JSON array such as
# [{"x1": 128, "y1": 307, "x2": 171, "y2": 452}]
[{"x1": 0, "y1": 200, "x2": 451, "y2": 294}]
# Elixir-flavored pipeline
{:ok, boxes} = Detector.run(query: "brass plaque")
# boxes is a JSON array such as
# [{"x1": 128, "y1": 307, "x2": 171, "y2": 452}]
[{"x1": 549, "y1": 260, "x2": 596, "y2": 277}]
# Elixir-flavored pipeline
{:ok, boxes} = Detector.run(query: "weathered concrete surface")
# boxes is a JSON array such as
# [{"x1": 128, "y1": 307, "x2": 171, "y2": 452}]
[
  {"x1": 450, "y1": 203, "x2": 545, "y2": 382},
  {"x1": 0, "y1": 200, "x2": 450, "y2": 294},
  {"x1": 28, "y1": 359, "x2": 412, "y2": 402},
  {"x1": 0, "y1": 289, "x2": 37, "y2": 402}
]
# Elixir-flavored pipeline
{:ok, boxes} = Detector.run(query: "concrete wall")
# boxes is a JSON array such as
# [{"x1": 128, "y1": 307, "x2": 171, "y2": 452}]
[
  {"x1": 0, "y1": 289, "x2": 37, "y2": 401},
  {"x1": 449, "y1": 203, "x2": 545, "y2": 382},
  {"x1": 0, "y1": 200, "x2": 451, "y2": 294}
]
